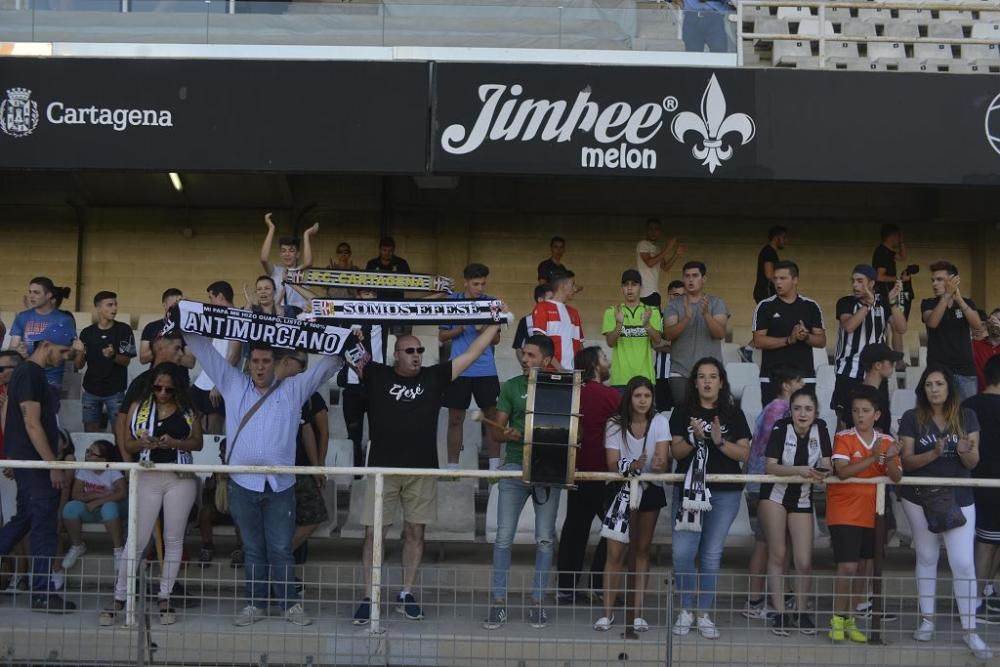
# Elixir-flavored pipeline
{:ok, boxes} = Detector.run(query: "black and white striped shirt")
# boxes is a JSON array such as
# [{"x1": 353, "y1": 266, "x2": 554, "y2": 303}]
[
  {"x1": 760, "y1": 420, "x2": 831, "y2": 511},
  {"x1": 834, "y1": 294, "x2": 889, "y2": 380}
]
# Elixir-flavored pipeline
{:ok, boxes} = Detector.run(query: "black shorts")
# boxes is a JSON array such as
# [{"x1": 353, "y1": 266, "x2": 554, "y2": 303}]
[
  {"x1": 295, "y1": 476, "x2": 329, "y2": 527},
  {"x1": 442, "y1": 375, "x2": 500, "y2": 410},
  {"x1": 640, "y1": 293, "x2": 661, "y2": 309},
  {"x1": 831, "y1": 375, "x2": 860, "y2": 415},
  {"x1": 637, "y1": 484, "x2": 668, "y2": 512},
  {"x1": 192, "y1": 386, "x2": 225, "y2": 416},
  {"x1": 975, "y1": 487, "x2": 1000, "y2": 544},
  {"x1": 829, "y1": 524, "x2": 874, "y2": 563}
]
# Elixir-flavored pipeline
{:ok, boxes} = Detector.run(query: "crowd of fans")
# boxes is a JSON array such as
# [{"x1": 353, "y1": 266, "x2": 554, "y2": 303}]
[{"x1": 0, "y1": 217, "x2": 999, "y2": 660}]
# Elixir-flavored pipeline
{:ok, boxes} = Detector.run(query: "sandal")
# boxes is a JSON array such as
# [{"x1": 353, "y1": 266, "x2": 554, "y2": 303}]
[
  {"x1": 158, "y1": 600, "x2": 176, "y2": 626},
  {"x1": 99, "y1": 600, "x2": 124, "y2": 627}
]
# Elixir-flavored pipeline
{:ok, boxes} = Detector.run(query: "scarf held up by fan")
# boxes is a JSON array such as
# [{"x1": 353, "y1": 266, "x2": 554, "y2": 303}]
[{"x1": 675, "y1": 436, "x2": 712, "y2": 533}]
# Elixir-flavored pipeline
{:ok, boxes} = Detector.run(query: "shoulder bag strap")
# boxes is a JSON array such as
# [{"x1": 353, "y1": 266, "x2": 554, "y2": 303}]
[{"x1": 223, "y1": 380, "x2": 283, "y2": 466}]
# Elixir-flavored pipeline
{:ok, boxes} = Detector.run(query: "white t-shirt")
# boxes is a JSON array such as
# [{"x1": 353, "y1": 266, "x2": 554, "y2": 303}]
[
  {"x1": 635, "y1": 239, "x2": 659, "y2": 298},
  {"x1": 194, "y1": 338, "x2": 232, "y2": 391},
  {"x1": 604, "y1": 412, "x2": 671, "y2": 473},
  {"x1": 271, "y1": 265, "x2": 306, "y2": 310},
  {"x1": 76, "y1": 468, "x2": 123, "y2": 496}
]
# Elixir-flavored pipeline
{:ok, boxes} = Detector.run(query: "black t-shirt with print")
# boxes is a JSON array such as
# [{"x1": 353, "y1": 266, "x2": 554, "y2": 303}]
[
  {"x1": 752, "y1": 295, "x2": 825, "y2": 379},
  {"x1": 79, "y1": 321, "x2": 136, "y2": 396},
  {"x1": 363, "y1": 361, "x2": 453, "y2": 468},
  {"x1": 364, "y1": 256, "x2": 412, "y2": 301},
  {"x1": 871, "y1": 244, "x2": 915, "y2": 305},
  {"x1": 669, "y1": 404, "x2": 751, "y2": 490},
  {"x1": 296, "y1": 392, "x2": 328, "y2": 467},
  {"x1": 141, "y1": 409, "x2": 193, "y2": 464},
  {"x1": 921, "y1": 296, "x2": 978, "y2": 376}
]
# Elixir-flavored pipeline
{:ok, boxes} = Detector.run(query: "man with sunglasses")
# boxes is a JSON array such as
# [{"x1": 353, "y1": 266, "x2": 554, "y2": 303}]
[{"x1": 352, "y1": 310, "x2": 508, "y2": 626}]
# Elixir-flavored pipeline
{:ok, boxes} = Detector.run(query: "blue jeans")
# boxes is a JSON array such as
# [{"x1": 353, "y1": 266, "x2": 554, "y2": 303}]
[
  {"x1": 62, "y1": 499, "x2": 127, "y2": 523},
  {"x1": 490, "y1": 463, "x2": 561, "y2": 602},
  {"x1": 954, "y1": 374, "x2": 978, "y2": 402},
  {"x1": 682, "y1": 11, "x2": 730, "y2": 53},
  {"x1": 81, "y1": 390, "x2": 125, "y2": 426},
  {"x1": 671, "y1": 487, "x2": 742, "y2": 612},
  {"x1": 0, "y1": 469, "x2": 59, "y2": 592},
  {"x1": 227, "y1": 480, "x2": 297, "y2": 609}
]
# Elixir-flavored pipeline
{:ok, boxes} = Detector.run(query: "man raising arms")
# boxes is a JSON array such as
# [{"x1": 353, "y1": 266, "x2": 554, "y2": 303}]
[{"x1": 260, "y1": 213, "x2": 318, "y2": 318}]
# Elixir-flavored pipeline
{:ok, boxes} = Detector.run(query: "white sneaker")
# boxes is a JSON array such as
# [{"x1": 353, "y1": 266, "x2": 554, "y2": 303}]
[
  {"x1": 233, "y1": 604, "x2": 264, "y2": 627},
  {"x1": 913, "y1": 617, "x2": 935, "y2": 642},
  {"x1": 50, "y1": 571, "x2": 64, "y2": 591},
  {"x1": 633, "y1": 617, "x2": 649, "y2": 632},
  {"x1": 62, "y1": 543, "x2": 87, "y2": 570},
  {"x1": 964, "y1": 633, "x2": 994, "y2": 660},
  {"x1": 593, "y1": 615, "x2": 614, "y2": 631},
  {"x1": 697, "y1": 613, "x2": 720, "y2": 639},
  {"x1": 672, "y1": 609, "x2": 694, "y2": 636},
  {"x1": 741, "y1": 598, "x2": 776, "y2": 620},
  {"x1": 285, "y1": 602, "x2": 313, "y2": 627}
]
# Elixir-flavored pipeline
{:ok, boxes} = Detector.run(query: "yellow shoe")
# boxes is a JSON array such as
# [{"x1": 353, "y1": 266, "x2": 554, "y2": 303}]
[
  {"x1": 846, "y1": 616, "x2": 868, "y2": 643},
  {"x1": 828, "y1": 614, "x2": 846, "y2": 642}
]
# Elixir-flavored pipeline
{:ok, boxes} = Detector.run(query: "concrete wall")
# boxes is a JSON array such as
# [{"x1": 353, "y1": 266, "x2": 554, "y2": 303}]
[{"x1": 1, "y1": 176, "x2": 997, "y2": 350}]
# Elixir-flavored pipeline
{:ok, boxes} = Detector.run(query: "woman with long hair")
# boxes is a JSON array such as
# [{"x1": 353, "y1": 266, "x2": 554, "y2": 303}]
[
  {"x1": 898, "y1": 365, "x2": 991, "y2": 659},
  {"x1": 669, "y1": 357, "x2": 751, "y2": 639},
  {"x1": 594, "y1": 376, "x2": 669, "y2": 633},
  {"x1": 100, "y1": 362, "x2": 202, "y2": 627},
  {"x1": 759, "y1": 389, "x2": 831, "y2": 636}
]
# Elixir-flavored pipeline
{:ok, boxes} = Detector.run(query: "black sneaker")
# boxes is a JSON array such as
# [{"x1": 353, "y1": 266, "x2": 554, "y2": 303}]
[
  {"x1": 977, "y1": 603, "x2": 1000, "y2": 625},
  {"x1": 555, "y1": 593, "x2": 575, "y2": 606},
  {"x1": 528, "y1": 606, "x2": 549, "y2": 629},
  {"x1": 396, "y1": 592, "x2": 423, "y2": 620},
  {"x1": 31, "y1": 594, "x2": 76, "y2": 614},
  {"x1": 797, "y1": 613, "x2": 816, "y2": 635},
  {"x1": 230, "y1": 549, "x2": 244, "y2": 568},
  {"x1": 986, "y1": 595, "x2": 1000, "y2": 614},
  {"x1": 352, "y1": 598, "x2": 371, "y2": 626},
  {"x1": 483, "y1": 604, "x2": 507, "y2": 630},
  {"x1": 770, "y1": 613, "x2": 793, "y2": 637},
  {"x1": 198, "y1": 546, "x2": 215, "y2": 564},
  {"x1": 856, "y1": 598, "x2": 896, "y2": 622}
]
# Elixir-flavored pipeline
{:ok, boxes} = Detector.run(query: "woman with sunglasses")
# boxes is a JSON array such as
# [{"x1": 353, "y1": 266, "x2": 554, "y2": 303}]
[
  {"x1": 594, "y1": 376, "x2": 670, "y2": 633},
  {"x1": 759, "y1": 389, "x2": 830, "y2": 636},
  {"x1": 326, "y1": 242, "x2": 360, "y2": 298},
  {"x1": 101, "y1": 362, "x2": 202, "y2": 627},
  {"x1": 669, "y1": 357, "x2": 751, "y2": 639}
]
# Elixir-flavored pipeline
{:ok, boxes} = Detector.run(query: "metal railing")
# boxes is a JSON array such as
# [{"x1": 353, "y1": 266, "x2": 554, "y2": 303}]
[
  {"x1": 1, "y1": 458, "x2": 997, "y2": 665},
  {"x1": 737, "y1": 0, "x2": 1000, "y2": 68}
]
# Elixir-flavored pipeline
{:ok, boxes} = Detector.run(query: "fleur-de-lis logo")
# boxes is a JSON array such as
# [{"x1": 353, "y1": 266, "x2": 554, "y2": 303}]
[{"x1": 671, "y1": 75, "x2": 755, "y2": 174}]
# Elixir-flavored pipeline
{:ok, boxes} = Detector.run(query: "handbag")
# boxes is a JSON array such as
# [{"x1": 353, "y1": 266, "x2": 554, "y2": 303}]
[
  {"x1": 913, "y1": 486, "x2": 966, "y2": 534},
  {"x1": 214, "y1": 380, "x2": 283, "y2": 514}
]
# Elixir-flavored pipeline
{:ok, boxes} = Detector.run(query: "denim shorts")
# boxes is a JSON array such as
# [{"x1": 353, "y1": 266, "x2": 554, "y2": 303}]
[{"x1": 81, "y1": 390, "x2": 125, "y2": 425}]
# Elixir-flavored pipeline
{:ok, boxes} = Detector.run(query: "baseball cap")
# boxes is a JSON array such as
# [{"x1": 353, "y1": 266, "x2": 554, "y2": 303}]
[
  {"x1": 621, "y1": 269, "x2": 642, "y2": 285},
  {"x1": 852, "y1": 264, "x2": 877, "y2": 281},
  {"x1": 861, "y1": 343, "x2": 903, "y2": 368},
  {"x1": 34, "y1": 321, "x2": 75, "y2": 347}
]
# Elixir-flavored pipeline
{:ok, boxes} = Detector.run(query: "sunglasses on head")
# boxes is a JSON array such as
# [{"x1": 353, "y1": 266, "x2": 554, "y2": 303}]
[
  {"x1": 399, "y1": 347, "x2": 425, "y2": 355},
  {"x1": 152, "y1": 384, "x2": 176, "y2": 395}
]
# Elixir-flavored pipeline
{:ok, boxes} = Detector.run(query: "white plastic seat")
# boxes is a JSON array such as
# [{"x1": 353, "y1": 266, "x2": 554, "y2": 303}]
[
  {"x1": 725, "y1": 362, "x2": 760, "y2": 402},
  {"x1": 918, "y1": 346, "x2": 927, "y2": 367},
  {"x1": 776, "y1": 6, "x2": 813, "y2": 21},
  {"x1": 327, "y1": 437, "x2": 355, "y2": 489},
  {"x1": 485, "y1": 483, "x2": 568, "y2": 544},
  {"x1": 339, "y1": 478, "x2": 402, "y2": 540},
  {"x1": 741, "y1": 382, "x2": 763, "y2": 416},
  {"x1": 917, "y1": 22, "x2": 961, "y2": 66},
  {"x1": 722, "y1": 342, "x2": 741, "y2": 364},
  {"x1": 857, "y1": 5, "x2": 891, "y2": 23},
  {"x1": 815, "y1": 364, "x2": 836, "y2": 413},
  {"x1": 797, "y1": 18, "x2": 835, "y2": 35},
  {"x1": 425, "y1": 481, "x2": 475, "y2": 542},
  {"x1": 905, "y1": 365, "x2": 925, "y2": 390},
  {"x1": 890, "y1": 389, "x2": 917, "y2": 435},
  {"x1": 812, "y1": 346, "x2": 829, "y2": 371}
]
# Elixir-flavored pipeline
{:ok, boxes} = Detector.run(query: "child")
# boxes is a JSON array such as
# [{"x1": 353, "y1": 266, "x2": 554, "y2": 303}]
[
  {"x1": 827, "y1": 385, "x2": 902, "y2": 643},
  {"x1": 259, "y1": 212, "x2": 318, "y2": 318},
  {"x1": 61, "y1": 440, "x2": 127, "y2": 570}
]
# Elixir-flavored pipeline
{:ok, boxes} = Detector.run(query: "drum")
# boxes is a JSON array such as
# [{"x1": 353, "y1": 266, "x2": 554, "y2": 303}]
[{"x1": 522, "y1": 367, "x2": 583, "y2": 488}]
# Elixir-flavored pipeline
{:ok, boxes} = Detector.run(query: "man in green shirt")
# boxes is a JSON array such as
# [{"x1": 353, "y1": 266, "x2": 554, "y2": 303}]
[
  {"x1": 602, "y1": 269, "x2": 664, "y2": 388},
  {"x1": 484, "y1": 334, "x2": 560, "y2": 631}
]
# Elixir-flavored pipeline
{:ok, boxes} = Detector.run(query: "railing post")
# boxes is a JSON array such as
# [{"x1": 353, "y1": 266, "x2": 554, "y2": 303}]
[
  {"x1": 736, "y1": 1, "x2": 745, "y2": 66},
  {"x1": 369, "y1": 472, "x2": 385, "y2": 635},
  {"x1": 124, "y1": 466, "x2": 141, "y2": 627},
  {"x1": 818, "y1": 2, "x2": 827, "y2": 68}
]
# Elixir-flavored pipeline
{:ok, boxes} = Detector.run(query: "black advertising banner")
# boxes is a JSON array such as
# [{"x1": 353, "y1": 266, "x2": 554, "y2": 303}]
[
  {"x1": 431, "y1": 62, "x2": 1000, "y2": 185},
  {"x1": 0, "y1": 58, "x2": 429, "y2": 173}
]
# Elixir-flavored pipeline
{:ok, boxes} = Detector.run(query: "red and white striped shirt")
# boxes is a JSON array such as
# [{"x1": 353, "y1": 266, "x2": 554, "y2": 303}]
[{"x1": 529, "y1": 300, "x2": 584, "y2": 368}]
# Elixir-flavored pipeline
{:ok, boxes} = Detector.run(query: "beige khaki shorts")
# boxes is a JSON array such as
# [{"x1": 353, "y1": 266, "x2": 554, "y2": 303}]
[{"x1": 361, "y1": 475, "x2": 437, "y2": 527}]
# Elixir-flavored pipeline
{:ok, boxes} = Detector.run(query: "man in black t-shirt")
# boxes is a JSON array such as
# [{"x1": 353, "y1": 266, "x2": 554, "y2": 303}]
[
  {"x1": 73, "y1": 291, "x2": 136, "y2": 432},
  {"x1": 0, "y1": 319, "x2": 76, "y2": 613},
  {"x1": 753, "y1": 226, "x2": 787, "y2": 304},
  {"x1": 351, "y1": 316, "x2": 507, "y2": 626},
  {"x1": 364, "y1": 236, "x2": 411, "y2": 303},
  {"x1": 513, "y1": 285, "x2": 552, "y2": 363},
  {"x1": 921, "y1": 260, "x2": 983, "y2": 402},
  {"x1": 872, "y1": 224, "x2": 915, "y2": 362},
  {"x1": 965, "y1": 356, "x2": 1000, "y2": 609},
  {"x1": 537, "y1": 236, "x2": 569, "y2": 285},
  {"x1": 140, "y1": 288, "x2": 195, "y2": 370},
  {"x1": 751, "y1": 260, "x2": 826, "y2": 404}
]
